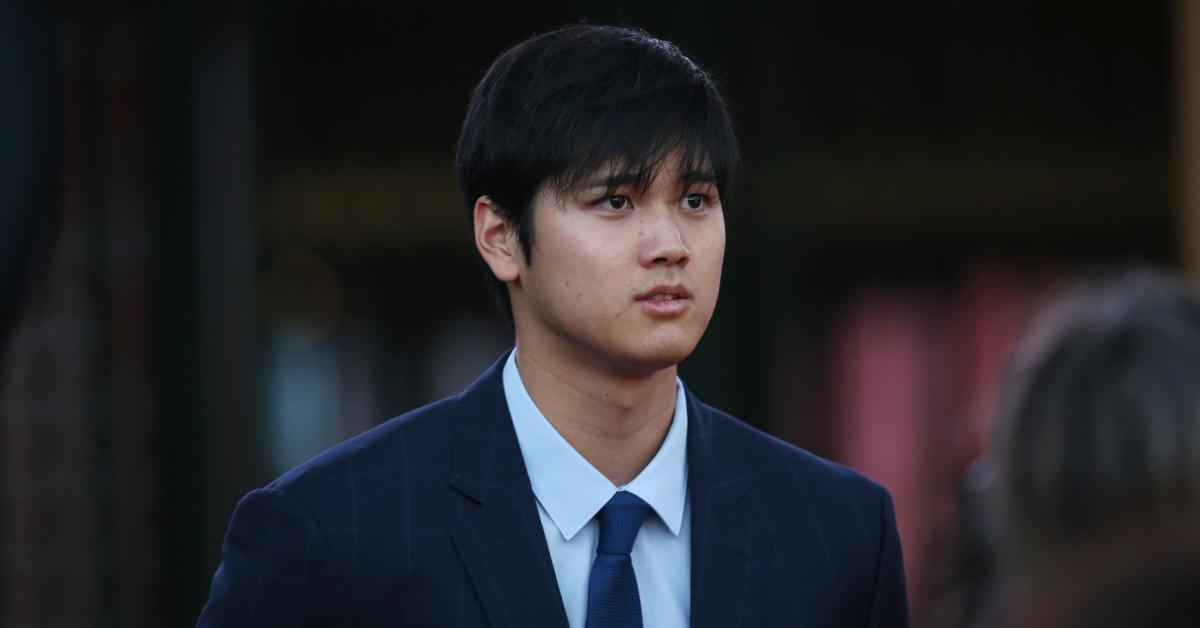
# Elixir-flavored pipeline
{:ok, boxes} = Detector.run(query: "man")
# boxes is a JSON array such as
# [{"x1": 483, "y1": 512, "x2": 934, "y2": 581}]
[{"x1": 199, "y1": 24, "x2": 908, "y2": 628}]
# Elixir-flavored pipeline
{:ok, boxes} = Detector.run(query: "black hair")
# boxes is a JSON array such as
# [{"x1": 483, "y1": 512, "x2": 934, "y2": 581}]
[{"x1": 455, "y1": 23, "x2": 738, "y2": 326}]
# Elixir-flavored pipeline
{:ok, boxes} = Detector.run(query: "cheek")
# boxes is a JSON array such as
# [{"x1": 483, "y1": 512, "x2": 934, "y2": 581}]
[
  {"x1": 693, "y1": 231, "x2": 725, "y2": 315},
  {"x1": 695, "y1": 230, "x2": 726, "y2": 278},
  {"x1": 540, "y1": 237, "x2": 615, "y2": 311}
]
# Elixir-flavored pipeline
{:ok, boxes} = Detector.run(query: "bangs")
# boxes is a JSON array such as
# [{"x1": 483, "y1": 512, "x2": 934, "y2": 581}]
[
  {"x1": 543, "y1": 79, "x2": 739, "y2": 200},
  {"x1": 547, "y1": 80, "x2": 734, "y2": 199}
]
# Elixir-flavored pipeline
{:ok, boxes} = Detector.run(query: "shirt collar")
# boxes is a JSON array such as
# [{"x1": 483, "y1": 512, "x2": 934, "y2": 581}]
[{"x1": 503, "y1": 350, "x2": 689, "y2": 541}]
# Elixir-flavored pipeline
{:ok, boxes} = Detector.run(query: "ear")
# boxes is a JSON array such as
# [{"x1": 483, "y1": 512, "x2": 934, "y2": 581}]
[{"x1": 473, "y1": 196, "x2": 521, "y2": 282}]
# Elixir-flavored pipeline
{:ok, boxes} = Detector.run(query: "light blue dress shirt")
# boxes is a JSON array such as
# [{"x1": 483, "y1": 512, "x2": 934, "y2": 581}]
[{"x1": 502, "y1": 351, "x2": 691, "y2": 628}]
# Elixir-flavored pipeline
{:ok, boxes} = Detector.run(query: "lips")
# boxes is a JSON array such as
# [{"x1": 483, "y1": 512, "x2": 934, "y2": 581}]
[
  {"x1": 635, "y1": 284, "x2": 693, "y2": 317},
  {"x1": 635, "y1": 284, "x2": 693, "y2": 301}
]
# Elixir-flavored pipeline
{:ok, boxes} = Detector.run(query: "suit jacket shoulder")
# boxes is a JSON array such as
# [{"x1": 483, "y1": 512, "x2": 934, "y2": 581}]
[
  {"x1": 692, "y1": 397, "x2": 892, "y2": 521},
  {"x1": 199, "y1": 355, "x2": 567, "y2": 628},
  {"x1": 685, "y1": 394, "x2": 909, "y2": 628},
  {"x1": 268, "y1": 393, "x2": 460, "y2": 520}
]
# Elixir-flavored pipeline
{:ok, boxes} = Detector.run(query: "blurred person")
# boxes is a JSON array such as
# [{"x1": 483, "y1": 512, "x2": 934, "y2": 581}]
[
  {"x1": 981, "y1": 269, "x2": 1200, "y2": 626},
  {"x1": 1005, "y1": 517, "x2": 1200, "y2": 628},
  {"x1": 199, "y1": 23, "x2": 907, "y2": 628}
]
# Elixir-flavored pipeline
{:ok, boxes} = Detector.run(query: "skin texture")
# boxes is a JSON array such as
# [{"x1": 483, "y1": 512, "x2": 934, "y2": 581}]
[{"x1": 474, "y1": 156, "x2": 725, "y2": 485}]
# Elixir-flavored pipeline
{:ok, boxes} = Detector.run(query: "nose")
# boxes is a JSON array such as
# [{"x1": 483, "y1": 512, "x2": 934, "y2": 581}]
[{"x1": 638, "y1": 207, "x2": 689, "y2": 267}]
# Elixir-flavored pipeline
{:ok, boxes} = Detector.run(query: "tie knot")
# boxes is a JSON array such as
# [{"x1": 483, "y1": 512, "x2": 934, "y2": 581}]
[{"x1": 596, "y1": 491, "x2": 652, "y2": 556}]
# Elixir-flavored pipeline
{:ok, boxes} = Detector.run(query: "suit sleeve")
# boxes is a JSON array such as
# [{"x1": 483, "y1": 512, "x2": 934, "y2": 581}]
[
  {"x1": 197, "y1": 487, "x2": 350, "y2": 627},
  {"x1": 867, "y1": 487, "x2": 909, "y2": 628}
]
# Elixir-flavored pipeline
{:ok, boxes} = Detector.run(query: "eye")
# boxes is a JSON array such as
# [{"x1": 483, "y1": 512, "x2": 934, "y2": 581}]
[
  {"x1": 681, "y1": 193, "x2": 711, "y2": 212},
  {"x1": 599, "y1": 195, "x2": 631, "y2": 211}
]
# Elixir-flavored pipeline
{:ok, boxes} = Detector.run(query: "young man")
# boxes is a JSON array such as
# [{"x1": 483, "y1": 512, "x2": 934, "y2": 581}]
[{"x1": 199, "y1": 24, "x2": 908, "y2": 628}]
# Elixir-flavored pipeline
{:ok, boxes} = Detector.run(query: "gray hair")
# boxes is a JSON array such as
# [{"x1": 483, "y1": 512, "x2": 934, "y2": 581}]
[{"x1": 992, "y1": 268, "x2": 1200, "y2": 568}]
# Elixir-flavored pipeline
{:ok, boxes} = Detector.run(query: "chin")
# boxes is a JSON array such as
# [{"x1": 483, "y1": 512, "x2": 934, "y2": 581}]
[{"x1": 623, "y1": 335, "x2": 699, "y2": 374}]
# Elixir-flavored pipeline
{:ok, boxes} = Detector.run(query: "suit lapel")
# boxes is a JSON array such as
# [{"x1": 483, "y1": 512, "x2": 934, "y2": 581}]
[
  {"x1": 447, "y1": 353, "x2": 569, "y2": 628},
  {"x1": 687, "y1": 391, "x2": 765, "y2": 628}
]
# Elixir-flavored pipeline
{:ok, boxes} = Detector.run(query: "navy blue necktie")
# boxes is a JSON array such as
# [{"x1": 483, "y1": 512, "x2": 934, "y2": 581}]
[{"x1": 586, "y1": 491, "x2": 652, "y2": 628}]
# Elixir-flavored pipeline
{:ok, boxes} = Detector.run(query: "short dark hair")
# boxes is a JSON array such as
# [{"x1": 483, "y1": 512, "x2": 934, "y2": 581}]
[
  {"x1": 992, "y1": 268, "x2": 1200, "y2": 567},
  {"x1": 455, "y1": 23, "x2": 738, "y2": 325}
]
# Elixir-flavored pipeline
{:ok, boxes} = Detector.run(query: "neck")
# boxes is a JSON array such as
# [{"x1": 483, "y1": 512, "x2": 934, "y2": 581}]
[{"x1": 514, "y1": 340, "x2": 678, "y2": 486}]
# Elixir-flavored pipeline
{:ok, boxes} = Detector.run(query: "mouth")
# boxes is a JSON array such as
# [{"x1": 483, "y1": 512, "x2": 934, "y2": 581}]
[
  {"x1": 635, "y1": 284, "x2": 693, "y2": 316},
  {"x1": 635, "y1": 284, "x2": 693, "y2": 300}
]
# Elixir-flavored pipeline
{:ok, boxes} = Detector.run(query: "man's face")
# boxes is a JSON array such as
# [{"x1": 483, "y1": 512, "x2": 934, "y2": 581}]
[{"x1": 509, "y1": 156, "x2": 725, "y2": 376}]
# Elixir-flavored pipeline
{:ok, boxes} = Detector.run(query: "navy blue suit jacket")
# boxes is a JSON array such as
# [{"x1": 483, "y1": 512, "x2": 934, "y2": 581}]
[{"x1": 199, "y1": 354, "x2": 908, "y2": 627}]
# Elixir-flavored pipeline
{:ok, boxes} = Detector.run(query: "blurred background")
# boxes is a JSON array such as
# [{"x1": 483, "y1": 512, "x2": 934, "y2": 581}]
[{"x1": 3, "y1": 1, "x2": 1199, "y2": 626}]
